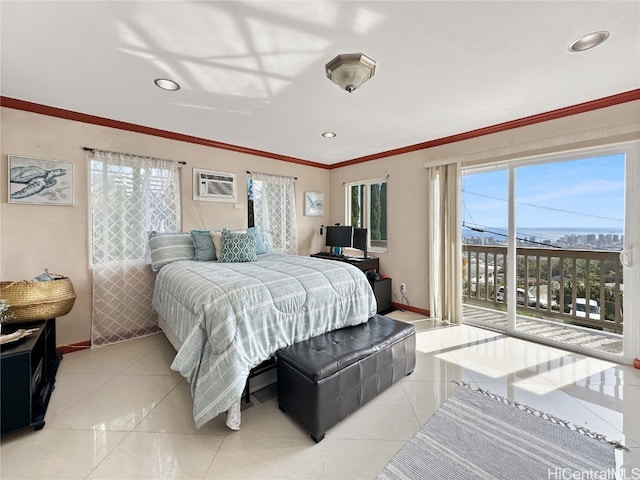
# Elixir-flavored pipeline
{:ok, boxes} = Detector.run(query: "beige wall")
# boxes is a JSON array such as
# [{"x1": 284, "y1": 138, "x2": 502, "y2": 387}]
[
  {"x1": 1, "y1": 108, "x2": 330, "y2": 346},
  {"x1": 330, "y1": 100, "x2": 640, "y2": 314},
  {"x1": 2, "y1": 101, "x2": 638, "y2": 345}
]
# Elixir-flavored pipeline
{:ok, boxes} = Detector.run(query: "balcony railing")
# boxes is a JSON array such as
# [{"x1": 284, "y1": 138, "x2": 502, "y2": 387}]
[{"x1": 462, "y1": 245, "x2": 624, "y2": 334}]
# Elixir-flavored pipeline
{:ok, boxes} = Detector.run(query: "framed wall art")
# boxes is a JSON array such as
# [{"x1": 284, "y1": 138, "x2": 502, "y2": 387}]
[
  {"x1": 304, "y1": 191, "x2": 324, "y2": 216},
  {"x1": 8, "y1": 155, "x2": 74, "y2": 206}
]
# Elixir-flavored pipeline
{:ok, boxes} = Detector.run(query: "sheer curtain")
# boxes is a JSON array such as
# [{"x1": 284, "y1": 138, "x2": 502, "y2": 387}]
[
  {"x1": 250, "y1": 172, "x2": 298, "y2": 254},
  {"x1": 90, "y1": 150, "x2": 181, "y2": 346},
  {"x1": 427, "y1": 163, "x2": 462, "y2": 325}
]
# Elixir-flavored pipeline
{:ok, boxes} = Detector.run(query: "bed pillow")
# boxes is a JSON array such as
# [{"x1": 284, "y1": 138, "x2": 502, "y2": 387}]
[
  {"x1": 148, "y1": 232, "x2": 195, "y2": 272},
  {"x1": 210, "y1": 229, "x2": 227, "y2": 260},
  {"x1": 247, "y1": 227, "x2": 268, "y2": 254},
  {"x1": 220, "y1": 231, "x2": 257, "y2": 263},
  {"x1": 260, "y1": 230, "x2": 274, "y2": 253},
  {"x1": 190, "y1": 229, "x2": 216, "y2": 261}
]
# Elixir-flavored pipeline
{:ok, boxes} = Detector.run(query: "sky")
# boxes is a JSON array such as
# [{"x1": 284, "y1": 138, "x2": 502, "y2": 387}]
[{"x1": 462, "y1": 153, "x2": 625, "y2": 233}]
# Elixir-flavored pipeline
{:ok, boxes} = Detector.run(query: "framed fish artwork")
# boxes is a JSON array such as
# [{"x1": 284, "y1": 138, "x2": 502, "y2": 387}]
[{"x1": 8, "y1": 155, "x2": 74, "y2": 206}]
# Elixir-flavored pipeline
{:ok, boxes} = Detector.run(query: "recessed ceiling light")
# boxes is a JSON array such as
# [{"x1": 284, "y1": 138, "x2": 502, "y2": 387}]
[
  {"x1": 569, "y1": 31, "x2": 610, "y2": 52},
  {"x1": 322, "y1": 132, "x2": 336, "y2": 138},
  {"x1": 154, "y1": 78, "x2": 180, "y2": 91}
]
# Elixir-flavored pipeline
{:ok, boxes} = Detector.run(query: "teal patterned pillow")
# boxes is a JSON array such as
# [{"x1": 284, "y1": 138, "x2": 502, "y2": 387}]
[
  {"x1": 220, "y1": 231, "x2": 257, "y2": 263},
  {"x1": 148, "y1": 232, "x2": 195, "y2": 271}
]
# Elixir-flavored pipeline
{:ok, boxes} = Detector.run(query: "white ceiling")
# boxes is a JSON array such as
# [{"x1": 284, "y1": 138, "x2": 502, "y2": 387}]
[{"x1": 1, "y1": 1, "x2": 639, "y2": 165}]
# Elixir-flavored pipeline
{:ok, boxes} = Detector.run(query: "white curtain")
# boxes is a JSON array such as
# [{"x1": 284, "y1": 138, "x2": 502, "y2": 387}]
[
  {"x1": 427, "y1": 163, "x2": 462, "y2": 325},
  {"x1": 90, "y1": 150, "x2": 181, "y2": 346},
  {"x1": 250, "y1": 172, "x2": 298, "y2": 255}
]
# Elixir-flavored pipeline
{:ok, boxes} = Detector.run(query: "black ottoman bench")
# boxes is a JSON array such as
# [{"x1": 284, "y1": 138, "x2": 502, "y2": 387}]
[{"x1": 276, "y1": 314, "x2": 416, "y2": 442}]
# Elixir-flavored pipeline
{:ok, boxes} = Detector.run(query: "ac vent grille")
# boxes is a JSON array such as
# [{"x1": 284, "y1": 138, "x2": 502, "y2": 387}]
[{"x1": 193, "y1": 169, "x2": 237, "y2": 203}]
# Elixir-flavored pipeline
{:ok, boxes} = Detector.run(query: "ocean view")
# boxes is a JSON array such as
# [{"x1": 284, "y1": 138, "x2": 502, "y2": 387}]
[
  {"x1": 463, "y1": 226, "x2": 624, "y2": 241},
  {"x1": 463, "y1": 226, "x2": 624, "y2": 250}
]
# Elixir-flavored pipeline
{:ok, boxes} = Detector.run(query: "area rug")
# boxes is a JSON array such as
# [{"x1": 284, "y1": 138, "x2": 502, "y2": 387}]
[{"x1": 376, "y1": 382, "x2": 628, "y2": 480}]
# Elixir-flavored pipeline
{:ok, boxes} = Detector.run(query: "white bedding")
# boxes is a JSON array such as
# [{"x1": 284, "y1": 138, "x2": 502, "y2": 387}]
[{"x1": 152, "y1": 254, "x2": 377, "y2": 428}]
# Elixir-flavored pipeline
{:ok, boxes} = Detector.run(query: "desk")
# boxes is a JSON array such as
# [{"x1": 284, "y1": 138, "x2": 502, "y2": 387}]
[
  {"x1": 310, "y1": 253, "x2": 379, "y2": 274},
  {"x1": 310, "y1": 253, "x2": 391, "y2": 313}
]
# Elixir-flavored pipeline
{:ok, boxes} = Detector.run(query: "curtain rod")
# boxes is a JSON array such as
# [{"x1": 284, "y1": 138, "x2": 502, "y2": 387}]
[
  {"x1": 342, "y1": 174, "x2": 390, "y2": 186},
  {"x1": 82, "y1": 146, "x2": 186, "y2": 165},
  {"x1": 246, "y1": 170, "x2": 297, "y2": 180}
]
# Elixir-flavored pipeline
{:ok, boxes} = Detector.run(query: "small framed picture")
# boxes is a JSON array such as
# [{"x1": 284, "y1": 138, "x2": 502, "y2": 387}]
[
  {"x1": 8, "y1": 155, "x2": 74, "y2": 206},
  {"x1": 305, "y1": 191, "x2": 324, "y2": 216}
]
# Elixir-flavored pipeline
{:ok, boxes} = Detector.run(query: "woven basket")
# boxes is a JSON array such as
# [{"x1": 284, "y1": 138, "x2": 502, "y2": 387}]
[{"x1": 0, "y1": 274, "x2": 76, "y2": 323}]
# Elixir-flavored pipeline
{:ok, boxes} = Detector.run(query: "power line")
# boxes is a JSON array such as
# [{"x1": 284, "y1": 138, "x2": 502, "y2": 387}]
[
  {"x1": 462, "y1": 222, "x2": 562, "y2": 248},
  {"x1": 462, "y1": 190, "x2": 623, "y2": 223}
]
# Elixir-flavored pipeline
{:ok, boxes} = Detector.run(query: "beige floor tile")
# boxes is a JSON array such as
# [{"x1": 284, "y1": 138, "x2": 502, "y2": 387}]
[
  {"x1": 45, "y1": 371, "x2": 115, "y2": 418},
  {"x1": 205, "y1": 435, "x2": 323, "y2": 479},
  {"x1": 135, "y1": 380, "x2": 230, "y2": 435},
  {"x1": 87, "y1": 431, "x2": 224, "y2": 480},
  {"x1": 121, "y1": 335, "x2": 180, "y2": 376},
  {"x1": 59, "y1": 334, "x2": 165, "y2": 375},
  {"x1": 232, "y1": 397, "x2": 308, "y2": 438},
  {"x1": 562, "y1": 383, "x2": 640, "y2": 447},
  {"x1": 0, "y1": 427, "x2": 127, "y2": 480},
  {"x1": 321, "y1": 438, "x2": 406, "y2": 480},
  {"x1": 401, "y1": 380, "x2": 458, "y2": 425},
  {"x1": 48, "y1": 374, "x2": 181, "y2": 431}
]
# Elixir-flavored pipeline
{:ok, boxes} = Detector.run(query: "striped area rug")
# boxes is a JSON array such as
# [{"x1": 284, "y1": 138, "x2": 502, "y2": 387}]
[{"x1": 376, "y1": 382, "x2": 627, "y2": 480}]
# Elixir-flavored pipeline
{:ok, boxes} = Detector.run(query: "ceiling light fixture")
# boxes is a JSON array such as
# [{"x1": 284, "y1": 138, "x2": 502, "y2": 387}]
[
  {"x1": 325, "y1": 53, "x2": 376, "y2": 93},
  {"x1": 569, "y1": 31, "x2": 610, "y2": 52},
  {"x1": 322, "y1": 132, "x2": 336, "y2": 138},
  {"x1": 154, "y1": 78, "x2": 181, "y2": 91}
]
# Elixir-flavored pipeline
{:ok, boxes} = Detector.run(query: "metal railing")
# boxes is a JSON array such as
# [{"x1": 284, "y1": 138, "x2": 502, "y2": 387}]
[{"x1": 462, "y1": 245, "x2": 624, "y2": 334}]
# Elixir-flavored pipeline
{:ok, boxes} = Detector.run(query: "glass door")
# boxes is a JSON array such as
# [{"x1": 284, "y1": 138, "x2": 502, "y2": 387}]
[
  {"x1": 462, "y1": 168, "x2": 509, "y2": 332},
  {"x1": 462, "y1": 142, "x2": 638, "y2": 363}
]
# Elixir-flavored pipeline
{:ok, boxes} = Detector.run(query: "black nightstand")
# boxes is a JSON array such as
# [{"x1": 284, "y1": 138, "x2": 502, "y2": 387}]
[
  {"x1": 372, "y1": 277, "x2": 392, "y2": 314},
  {"x1": 1, "y1": 319, "x2": 61, "y2": 435}
]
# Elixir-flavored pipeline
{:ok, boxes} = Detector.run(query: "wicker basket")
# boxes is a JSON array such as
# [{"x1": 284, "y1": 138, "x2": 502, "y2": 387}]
[{"x1": 0, "y1": 274, "x2": 76, "y2": 323}]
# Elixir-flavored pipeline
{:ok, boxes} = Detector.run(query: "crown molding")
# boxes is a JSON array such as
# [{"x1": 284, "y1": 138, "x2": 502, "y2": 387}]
[
  {"x1": 332, "y1": 89, "x2": 640, "y2": 169},
  {"x1": 0, "y1": 96, "x2": 330, "y2": 170},
  {"x1": 3, "y1": 89, "x2": 639, "y2": 170}
]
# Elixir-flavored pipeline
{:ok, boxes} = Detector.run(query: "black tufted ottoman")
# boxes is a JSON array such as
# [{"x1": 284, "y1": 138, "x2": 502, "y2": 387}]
[{"x1": 276, "y1": 314, "x2": 416, "y2": 442}]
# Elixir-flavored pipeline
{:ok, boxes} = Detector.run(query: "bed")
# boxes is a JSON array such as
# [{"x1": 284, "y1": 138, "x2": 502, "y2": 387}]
[{"x1": 151, "y1": 253, "x2": 377, "y2": 430}]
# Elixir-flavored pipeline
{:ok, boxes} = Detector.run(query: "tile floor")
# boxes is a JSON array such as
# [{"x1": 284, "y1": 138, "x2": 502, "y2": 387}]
[{"x1": 1, "y1": 310, "x2": 638, "y2": 479}]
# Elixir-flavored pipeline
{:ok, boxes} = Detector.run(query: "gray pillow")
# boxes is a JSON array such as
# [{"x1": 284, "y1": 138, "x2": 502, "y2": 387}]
[
  {"x1": 247, "y1": 227, "x2": 268, "y2": 254},
  {"x1": 190, "y1": 230, "x2": 216, "y2": 261},
  {"x1": 148, "y1": 232, "x2": 195, "y2": 271},
  {"x1": 219, "y1": 231, "x2": 257, "y2": 263}
]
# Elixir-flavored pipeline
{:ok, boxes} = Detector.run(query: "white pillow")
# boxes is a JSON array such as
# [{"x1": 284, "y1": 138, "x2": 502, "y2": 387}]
[{"x1": 210, "y1": 231, "x2": 224, "y2": 260}]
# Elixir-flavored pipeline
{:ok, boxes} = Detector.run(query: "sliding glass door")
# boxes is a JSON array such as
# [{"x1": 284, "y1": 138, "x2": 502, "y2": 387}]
[{"x1": 462, "y1": 143, "x2": 638, "y2": 364}]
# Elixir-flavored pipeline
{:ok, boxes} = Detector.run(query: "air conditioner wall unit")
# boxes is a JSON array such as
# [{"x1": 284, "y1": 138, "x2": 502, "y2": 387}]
[{"x1": 193, "y1": 169, "x2": 237, "y2": 203}]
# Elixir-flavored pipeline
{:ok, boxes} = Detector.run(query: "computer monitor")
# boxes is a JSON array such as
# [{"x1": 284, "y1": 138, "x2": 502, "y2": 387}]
[
  {"x1": 353, "y1": 228, "x2": 368, "y2": 258},
  {"x1": 325, "y1": 225, "x2": 353, "y2": 255}
]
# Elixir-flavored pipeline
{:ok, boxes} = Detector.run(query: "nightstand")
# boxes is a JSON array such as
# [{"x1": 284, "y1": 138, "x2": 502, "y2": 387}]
[
  {"x1": 372, "y1": 277, "x2": 392, "y2": 314},
  {"x1": 1, "y1": 319, "x2": 60, "y2": 435}
]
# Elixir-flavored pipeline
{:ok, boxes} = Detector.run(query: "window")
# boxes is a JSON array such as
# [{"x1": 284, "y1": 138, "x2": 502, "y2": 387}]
[
  {"x1": 345, "y1": 178, "x2": 388, "y2": 251},
  {"x1": 90, "y1": 159, "x2": 181, "y2": 264},
  {"x1": 247, "y1": 172, "x2": 298, "y2": 254},
  {"x1": 89, "y1": 150, "x2": 181, "y2": 346}
]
